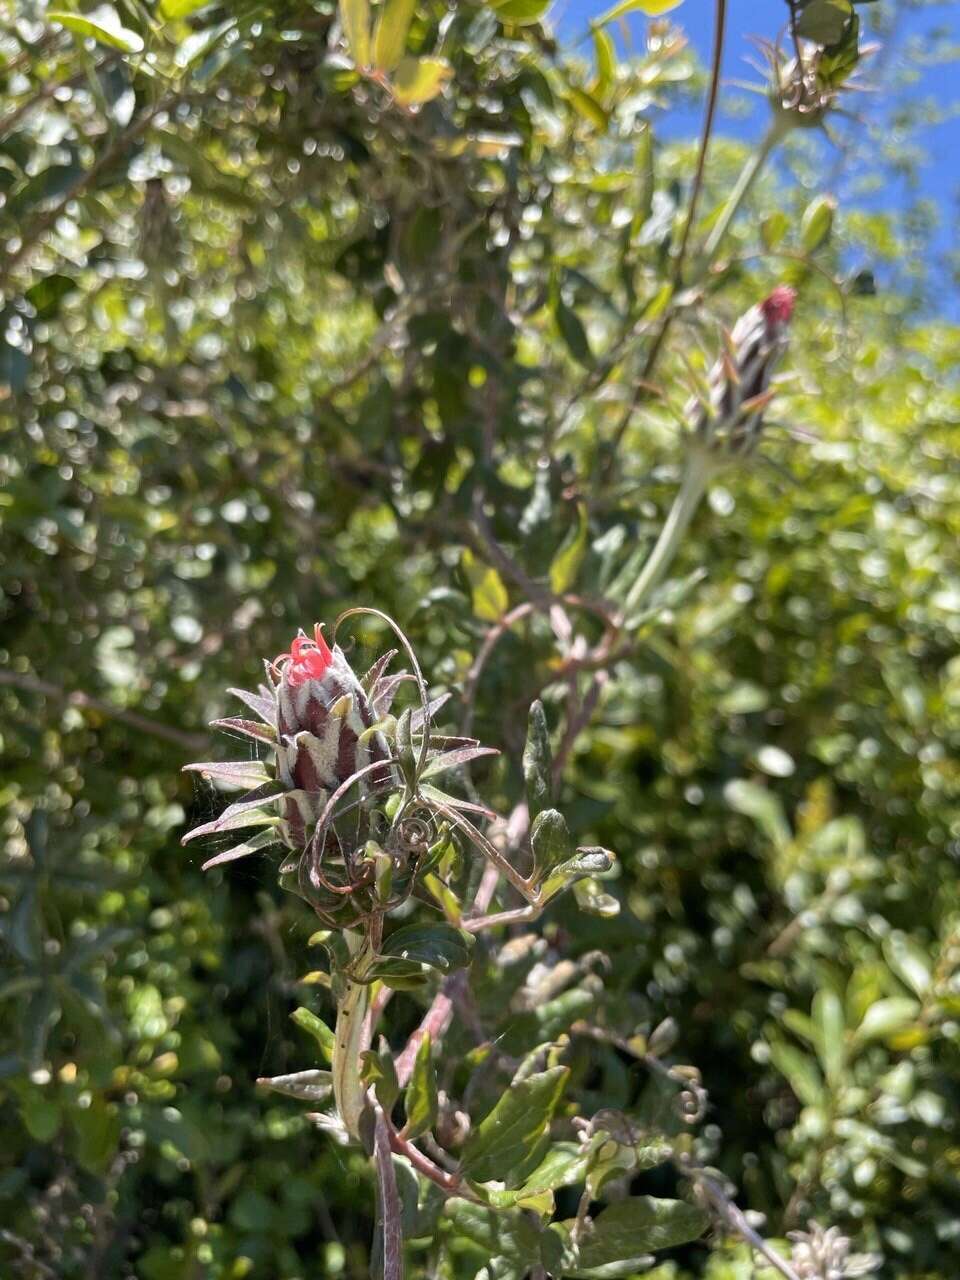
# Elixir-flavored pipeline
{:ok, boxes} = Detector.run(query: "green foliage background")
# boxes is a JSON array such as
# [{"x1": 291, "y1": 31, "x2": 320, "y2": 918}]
[{"x1": 1, "y1": 0, "x2": 959, "y2": 1276}]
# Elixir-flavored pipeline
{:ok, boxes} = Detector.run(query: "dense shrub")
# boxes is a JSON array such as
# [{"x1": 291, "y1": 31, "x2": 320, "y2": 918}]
[{"x1": 1, "y1": 1, "x2": 959, "y2": 1276}]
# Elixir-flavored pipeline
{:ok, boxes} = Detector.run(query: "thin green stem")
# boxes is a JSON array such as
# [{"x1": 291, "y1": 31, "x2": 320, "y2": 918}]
[
  {"x1": 702, "y1": 118, "x2": 788, "y2": 262},
  {"x1": 623, "y1": 449, "x2": 718, "y2": 618}
]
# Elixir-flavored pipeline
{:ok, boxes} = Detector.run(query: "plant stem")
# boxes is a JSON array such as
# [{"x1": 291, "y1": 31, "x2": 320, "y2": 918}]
[
  {"x1": 702, "y1": 117, "x2": 788, "y2": 262},
  {"x1": 332, "y1": 933, "x2": 373, "y2": 1140},
  {"x1": 373, "y1": 1105, "x2": 404, "y2": 1280},
  {"x1": 623, "y1": 449, "x2": 718, "y2": 618},
  {"x1": 674, "y1": 0, "x2": 728, "y2": 279}
]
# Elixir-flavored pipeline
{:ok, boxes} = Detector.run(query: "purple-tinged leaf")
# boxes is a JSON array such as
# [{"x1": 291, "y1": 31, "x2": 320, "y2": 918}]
[
  {"x1": 227, "y1": 685, "x2": 277, "y2": 724},
  {"x1": 181, "y1": 784, "x2": 281, "y2": 844},
  {"x1": 363, "y1": 648, "x2": 399, "y2": 692},
  {"x1": 257, "y1": 1069, "x2": 333, "y2": 1103},
  {"x1": 201, "y1": 827, "x2": 278, "y2": 870},
  {"x1": 411, "y1": 692, "x2": 451, "y2": 729},
  {"x1": 183, "y1": 760, "x2": 271, "y2": 787},
  {"x1": 419, "y1": 783, "x2": 497, "y2": 820},
  {"x1": 210, "y1": 716, "x2": 277, "y2": 744},
  {"x1": 421, "y1": 745, "x2": 500, "y2": 778}
]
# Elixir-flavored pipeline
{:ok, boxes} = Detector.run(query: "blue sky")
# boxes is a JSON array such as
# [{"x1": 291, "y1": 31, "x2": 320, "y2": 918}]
[{"x1": 554, "y1": 0, "x2": 959, "y2": 307}]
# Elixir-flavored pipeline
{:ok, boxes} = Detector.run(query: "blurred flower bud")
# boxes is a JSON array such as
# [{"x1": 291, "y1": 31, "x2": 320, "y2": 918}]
[
  {"x1": 788, "y1": 1223, "x2": 882, "y2": 1280},
  {"x1": 687, "y1": 285, "x2": 796, "y2": 459}
]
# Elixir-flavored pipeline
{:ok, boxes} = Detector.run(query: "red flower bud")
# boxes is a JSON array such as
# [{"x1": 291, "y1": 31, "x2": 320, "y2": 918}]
[{"x1": 689, "y1": 284, "x2": 796, "y2": 457}]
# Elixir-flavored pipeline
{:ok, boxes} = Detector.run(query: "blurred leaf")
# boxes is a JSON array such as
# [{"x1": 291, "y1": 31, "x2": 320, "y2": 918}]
[
  {"x1": 340, "y1": 0, "x2": 371, "y2": 65},
  {"x1": 795, "y1": 0, "x2": 853, "y2": 45},
  {"x1": 724, "y1": 779, "x2": 792, "y2": 851},
  {"x1": 768, "y1": 1041, "x2": 824, "y2": 1107},
  {"x1": 47, "y1": 6, "x2": 145, "y2": 52},
  {"x1": 372, "y1": 0, "x2": 416, "y2": 70},
  {"x1": 595, "y1": 0, "x2": 683, "y2": 23},
  {"x1": 549, "y1": 503, "x2": 589, "y2": 592},
  {"x1": 800, "y1": 195, "x2": 836, "y2": 254},
  {"x1": 568, "y1": 87, "x2": 609, "y2": 132},
  {"x1": 591, "y1": 26, "x2": 616, "y2": 100},
  {"x1": 854, "y1": 998, "x2": 920, "y2": 1047},
  {"x1": 392, "y1": 56, "x2": 452, "y2": 105},
  {"x1": 7, "y1": 164, "x2": 83, "y2": 217},
  {"x1": 461, "y1": 549, "x2": 509, "y2": 621},
  {"x1": 812, "y1": 989, "x2": 847, "y2": 1083},
  {"x1": 490, "y1": 0, "x2": 552, "y2": 26},
  {"x1": 883, "y1": 934, "x2": 932, "y2": 999}
]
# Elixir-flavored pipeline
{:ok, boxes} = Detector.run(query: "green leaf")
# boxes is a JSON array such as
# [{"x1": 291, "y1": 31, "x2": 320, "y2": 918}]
[
  {"x1": 572, "y1": 876, "x2": 620, "y2": 918},
  {"x1": 48, "y1": 6, "x2": 145, "y2": 52},
  {"x1": 392, "y1": 56, "x2": 452, "y2": 105},
  {"x1": 159, "y1": 0, "x2": 211, "y2": 16},
  {"x1": 291, "y1": 1007, "x2": 335, "y2": 1064},
  {"x1": 340, "y1": 0, "x2": 371, "y2": 66},
  {"x1": 571, "y1": 1197, "x2": 708, "y2": 1270},
  {"x1": 364, "y1": 923, "x2": 474, "y2": 988},
  {"x1": 724, "y1": 779, "x2": 792, "y2": 851},
  {"x1": 360, "y1": 1046, "x2": 400, "y2": 1111},
  {"x1": 854, "y1": 997, "x2": 920, "y2": 1047},
  {"x1": 819, "y1": 12, "x2": 860, "y2": 83},
  {"x1": 883, "y1": 934, "x2": 932, "y2": 999},
  {"x1": 21, "y1": 1091, "x2": 61, "y2": 1143},
  {"x1": 795, "y1": 0, "x2": 853, "y2": 45},
  {"x1": 71, "y1": 1094, "x2": 120, "y2": 1173},
  {"x1": 256, "y1": 1069, "x2": 333, "y2": 1103},
  {"x1": 444, "y1": 1199, "x2": 544, "y2": 1261},
  {"x1": 554, "y1": 293, "x2": 593, "y2": 364},
  {"x1": 568, "y1": 88, "x2": 609, "y2": 132},
  {"x1": 595, "y1": 0, "x2": 682, "y2": 25},
  {"x1": 403, "y1": 1031, "x2": 438, "y2": 1140},
  {"x1": 812, "y1": 989, "x2": 847, "y2": 1084},
  {"x1": 540, "y1": 848, "x2": 614, "y2": 903},
  {"x1": 768, "y1": 1042, "x2": 824, "y2": 1107},
  {"x1": 7, "y1": 164, "x2": 84, "y2": 218},
  {"x1": 486, "y1": 1141, "x2": 589, "y2": 1207},
  {"x1": 523, "y1": 700, "x2": 553, "y2": 818},
  {"x1": 372, "y1": 0, "x2": 416, "y2": 71},
  {"x1": 761, "y1": 211, "x2": 790, "y2": 251},
  {"x1": 591, "y1": 25, "x2": 616, "y2": 100},
  {"x1": 461, "y1": 1066, "x2": 569, "y2": 1185},
  {"x1": 490, "y1": 0, "x2": 552, "y2": 27},
  {"x1": 530, "y1": 809, "x2": 573, "y2": 878},
  {"x1": 549, "y1": 503, "x2": 589, "y2": 593},
  {"x1": 25, "y1": 273, "x2": 78, "y2": 320},
  {"x1": 800, "y1": 194, "x2": 836, "y2": 254},
  {"x1": 461, "y1": 548, "x2": 509, "y2": 621}
]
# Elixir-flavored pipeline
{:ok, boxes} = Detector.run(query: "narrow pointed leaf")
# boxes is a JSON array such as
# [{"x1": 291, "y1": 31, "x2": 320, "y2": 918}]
[
  {"x1": 372, "y1": 0, "x2": 416, "y2": 71},
  {"x1": 257, "y1": 1069, "x2": 333, "y2": 1103},
  {"x1": 402, "y1": 1032, "x2": 438, "y2": 1140},
  {"x1": 201, "y1": 826, "x2": 277, "y2": 870}
]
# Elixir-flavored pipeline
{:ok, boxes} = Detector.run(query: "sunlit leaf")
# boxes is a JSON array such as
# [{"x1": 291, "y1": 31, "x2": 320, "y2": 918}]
[
  {"x1": 48, "y1": 6, "x2": 145, "y2": 52},
  {"x1": 392, "y1": 56, "x2": 453, "y2": 105}
]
